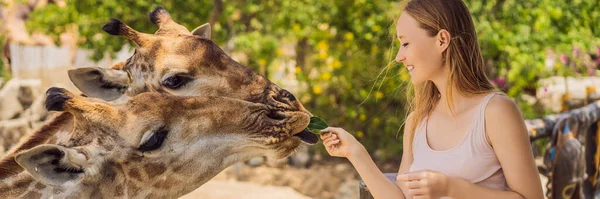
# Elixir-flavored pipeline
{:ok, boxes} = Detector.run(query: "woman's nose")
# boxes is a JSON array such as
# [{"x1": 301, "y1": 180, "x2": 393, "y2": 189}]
[{"x1": 395, "y1": 49, "x2": 406, "y2": 62}]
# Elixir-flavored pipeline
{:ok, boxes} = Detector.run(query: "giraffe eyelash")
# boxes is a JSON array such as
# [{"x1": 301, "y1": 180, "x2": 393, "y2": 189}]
[{"x1": 139, "y1": 127, "x2": 169, "y2": 152}]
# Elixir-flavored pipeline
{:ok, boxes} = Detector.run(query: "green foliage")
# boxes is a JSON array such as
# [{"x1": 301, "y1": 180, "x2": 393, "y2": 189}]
[
  {"x1": 466, "y1": 0, "x2": 600, "y2": 97},
  {"x1": 23, "y1": 0, "x2": 600, "y2": 160},
  {"x1": 25, "y1": 0, "x2": 214, "y2": 60}
]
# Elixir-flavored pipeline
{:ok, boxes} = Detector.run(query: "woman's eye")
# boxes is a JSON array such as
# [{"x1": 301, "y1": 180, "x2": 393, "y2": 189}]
[
  {"x1": 402, "y1": 43, "x2": 409, "y2": 47},
  {"x1": 162, "y1": 75, "x2": 192, "y2": 89}
]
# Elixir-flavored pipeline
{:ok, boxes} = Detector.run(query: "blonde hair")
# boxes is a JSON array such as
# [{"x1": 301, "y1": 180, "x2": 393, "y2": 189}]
[{"x1": 401, "y1": 0, "x2": 495, "y2": 146}]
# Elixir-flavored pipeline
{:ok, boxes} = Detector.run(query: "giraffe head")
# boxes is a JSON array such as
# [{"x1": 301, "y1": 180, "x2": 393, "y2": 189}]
[
  {"x1": 67, "y1": 6, "x2": 317, "y2": 143},
  {"x1": 13, "y1": 87, "x2": 309, "y2": 197}
]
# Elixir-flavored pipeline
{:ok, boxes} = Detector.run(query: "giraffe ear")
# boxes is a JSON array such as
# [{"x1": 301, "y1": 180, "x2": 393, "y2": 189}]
[
  {"x1": 68, "y1": 66, "x2": 130, "y2": 101},
  {"x1": 191, "y1": 23, "x2": 211, "y2": 39},
  {"x1": 15, "y1": 144, "x2": 88, "y2": 186}
]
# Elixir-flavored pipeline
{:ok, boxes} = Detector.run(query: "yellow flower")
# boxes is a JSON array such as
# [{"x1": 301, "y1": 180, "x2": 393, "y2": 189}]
[
  {"x1": 313, "y1": 86, "x2": 322, "y2": 94},
  {"x1": 295, "y1": 67, "x2": 302, "y2": 74},
  {"x1": 301, "y1": 95, "x2": 311, "y2": 104},
  {"x1": 317, "y1": 40, "x2": 329, "y2": 51},
  {"x1": 356, "y1": 131, "x2": 364, "y2": 138},
  {"x1": 371, "y1": 25, "x2": 382, "y2": 32},
  {"x1": 318, "y1": 51, "x2": 328, "y2": 59},
  {"x1": 375, "y1": 91, "x2": 383, "y2": 100},
  {"x1": 333, "y1": 59, "x2": 341, "y2": 69},
  {"x1": 276, "y1": 48, "x2": 283, "y2": 55},
  {"x1": 359, "y1": 114, "x2": 367, "y2": 121},
  {"x1": 344, "y1": 32, "x2": 354, "y2": 41},
  {"x1": 320, "y1": 72, "x2": 332, "y2": 81},
  {"x1": 372, "y1": 117, "x2": 381, "y2": 126},
  {"x1": 258, "y1": 59, "x2": 267, "y2": 66},
  {"x1": 293, "y1": 24, "x2": 301, "y2": 32}
]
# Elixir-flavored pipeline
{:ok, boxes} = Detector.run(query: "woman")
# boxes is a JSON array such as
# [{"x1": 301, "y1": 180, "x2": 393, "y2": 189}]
[{"x1": 320, "y1": 0, "x2": 544, "y2": 198}]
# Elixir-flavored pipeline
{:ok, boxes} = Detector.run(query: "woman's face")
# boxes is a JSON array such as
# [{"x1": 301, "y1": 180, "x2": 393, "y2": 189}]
[{"x1": 395, "y1": 13, "x2": 445, "y2": 84}]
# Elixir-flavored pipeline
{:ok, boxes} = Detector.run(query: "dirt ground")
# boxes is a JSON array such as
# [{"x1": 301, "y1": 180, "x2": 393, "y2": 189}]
[
  {"x1": 181, "y1": 156, "x2": 402, "y2": 199},
  {"x1": 189, "y1": 161, "x2": 360, "y2": 199},
  {"x1": 182, "y1": 157, "x2": 549, "y2": 199}
]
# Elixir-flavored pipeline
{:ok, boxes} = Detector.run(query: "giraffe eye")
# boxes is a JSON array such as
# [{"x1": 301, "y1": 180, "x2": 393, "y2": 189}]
[
  {"x1": 162, "y1": 75, "x2": 193, "y2": 89},
  {"x1": 139, "y1": 128, "x2": 168, "y2": 152}
]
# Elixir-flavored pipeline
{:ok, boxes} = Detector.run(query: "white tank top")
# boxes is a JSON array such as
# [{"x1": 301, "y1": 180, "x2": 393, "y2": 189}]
[{"x1": 409, "y1": 92, "x2": 508, "y2": 191}]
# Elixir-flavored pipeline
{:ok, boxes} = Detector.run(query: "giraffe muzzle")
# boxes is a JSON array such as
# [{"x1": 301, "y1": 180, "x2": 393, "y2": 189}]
[{"x1": 45, "y1": 87, "x2": 72, "y2": 111}]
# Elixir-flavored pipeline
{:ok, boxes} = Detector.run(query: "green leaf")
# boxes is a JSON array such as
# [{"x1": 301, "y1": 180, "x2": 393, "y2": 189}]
[{"x1": 305, "y1": 116, "x2": 328, "y2": 134}]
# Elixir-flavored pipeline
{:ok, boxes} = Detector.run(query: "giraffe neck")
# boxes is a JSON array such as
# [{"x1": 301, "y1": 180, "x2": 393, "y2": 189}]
[
  {"x1": 0, "y1": 131, "x2": 270, "y2": 198},
  {"x1": 0, "y1": 167, "x2": 126, "y2": 199},
  {"x1": 0, "y1": 112, "x2": 73, "y2": 179},
  {"x1": 0, "y1": 173, "x2": 74, "y2": 198}
]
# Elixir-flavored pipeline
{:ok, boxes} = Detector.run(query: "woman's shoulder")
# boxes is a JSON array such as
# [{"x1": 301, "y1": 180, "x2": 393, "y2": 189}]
[
  {"x1": 485, "y1": 92, "x2": 518, "y2": 115},
  {"x1": 484, "y1": 92, "x2": 527, "y2": 138}
]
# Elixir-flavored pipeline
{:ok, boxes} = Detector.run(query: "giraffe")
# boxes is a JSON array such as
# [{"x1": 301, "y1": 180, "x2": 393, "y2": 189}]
[
  {"x1": 0, "y1": 87, "x2": 310, "y2": 198},
  {"x1": 0, "y1": 6, "x2": 317, "y2": 178}
]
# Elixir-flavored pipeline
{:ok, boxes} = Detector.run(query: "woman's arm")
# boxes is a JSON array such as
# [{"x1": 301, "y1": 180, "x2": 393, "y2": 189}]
[
  {"x1": 321, "y1": 127, "x2": 407, "y2": 199},
  {"x1": 447, "y1": 95, "x2": 543, "y2": 199},
  {"x1": 348, "y1": 145, "x2": 407, "y2": 199}
]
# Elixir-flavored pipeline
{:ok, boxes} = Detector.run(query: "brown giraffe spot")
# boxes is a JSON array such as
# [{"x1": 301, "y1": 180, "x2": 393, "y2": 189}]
[
  {"x1": 104, "y1": 144, "x2": 114, "y2": 151},
  {"x1": 21, "y1": 191, "x2": 42, "y2": 199},
  {"x1": 144, "y1": 163, "x2": 167, "y2": 178},
  {"x1": 90, "y1": 188, "x2": 103, "y2": 199},
  {"x1": 127, "y1": 183, "x2": 141, "y2": 197},
  {"x1": 152, "y1": 177, "x2": 181, "y2": 189},
  {"x1": 114, "y1": 184, "x2": 124, "y2": 197},
  {"x1": 7, "y1": 177, "x2": 34, "y2": 196},
  {"x1": 147, "y1": 193, "x2": 161, "y2": 198},
  {"x1": 128, "y1": 168, "x2": 143, "y2": 181},
  {"x1": 34, "y1": 182, "x2": 46, "y2": 189},
  {"x1": 172, "y1": 163, "x2": 187, "y2": 173}
]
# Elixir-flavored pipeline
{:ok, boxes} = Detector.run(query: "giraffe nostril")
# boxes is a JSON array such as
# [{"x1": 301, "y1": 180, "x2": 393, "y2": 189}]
[{"x1": 280, "y1": 89, "x2": 296, "y2": 102}]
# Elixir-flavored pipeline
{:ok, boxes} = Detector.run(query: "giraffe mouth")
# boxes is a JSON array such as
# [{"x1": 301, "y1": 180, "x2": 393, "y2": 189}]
[{"x1": 293, "y1": 129, "x2": 318, "y2": 145}]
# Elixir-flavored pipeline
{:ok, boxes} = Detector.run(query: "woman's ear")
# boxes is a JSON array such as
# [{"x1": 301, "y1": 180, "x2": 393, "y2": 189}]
[{"x1": 436, "y1": 29, "x2": 451, "y2": 53}]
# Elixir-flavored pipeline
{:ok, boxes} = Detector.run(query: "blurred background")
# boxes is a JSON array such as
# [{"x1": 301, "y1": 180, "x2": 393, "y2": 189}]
[{"x1": 0, "y1": 0, "x2": 599, "y2": 198}]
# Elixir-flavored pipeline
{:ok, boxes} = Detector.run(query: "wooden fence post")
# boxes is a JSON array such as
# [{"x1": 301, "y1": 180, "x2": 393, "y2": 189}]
[{"x1": 359, "y1": 173, "x2": 397, "y2": 199}]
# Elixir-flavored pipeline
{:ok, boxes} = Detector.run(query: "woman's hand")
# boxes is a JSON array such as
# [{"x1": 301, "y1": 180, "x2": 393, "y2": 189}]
[
  {"x1": 320, "y1": 127, "x2": 365, "y2": 158},
  {"x1": 397, "y1": 170, "x2": 451, "y2": 199}
]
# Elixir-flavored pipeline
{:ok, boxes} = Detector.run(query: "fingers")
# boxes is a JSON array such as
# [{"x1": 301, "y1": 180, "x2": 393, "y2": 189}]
[
  {"x1": 408, "y1": 187, "x2": 428, "y2": 197},
  {"x1": 323, "y1": 137, "x2": 340, "y2": 146},
  {"x1": 397, "y1": 172, "x2": 422, "y2": 182},
  {"x1": 322, "y1": 133, "x2": 339, "y2": 147},
  {"x1": 320, "y1": 131, "x2": 338, "y2": 143},
  {"x1": 321, "y1": 127, "x2": 337, "y2": 133},
  {"x1": 398, "y1": 170, "x2": 432, "y2": 182},
  {"x1": 405, "y1": 180, "x2": 423, "y2": 189},
  {"x1": 321, "y1": 127, "x2": 346, "y2": 136}
]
